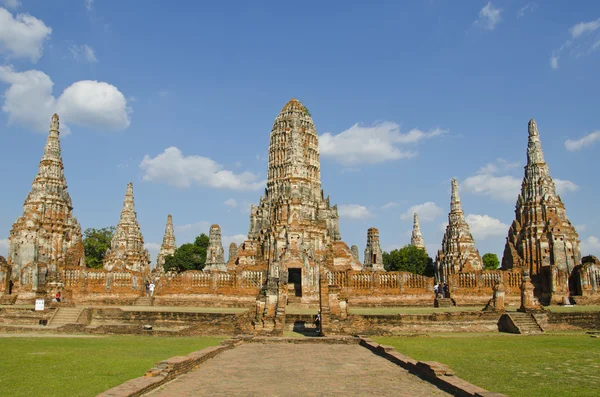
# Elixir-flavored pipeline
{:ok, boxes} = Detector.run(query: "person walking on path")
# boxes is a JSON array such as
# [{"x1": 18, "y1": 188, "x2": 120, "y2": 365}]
[{"x1": 149, "y1": 282, "x2": 155, "y2": 297}]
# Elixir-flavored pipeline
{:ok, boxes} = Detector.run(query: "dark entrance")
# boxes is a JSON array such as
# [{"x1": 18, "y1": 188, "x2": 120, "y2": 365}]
[{"x1": 288, "y1": 268, "x2": 302, "y2": 297}]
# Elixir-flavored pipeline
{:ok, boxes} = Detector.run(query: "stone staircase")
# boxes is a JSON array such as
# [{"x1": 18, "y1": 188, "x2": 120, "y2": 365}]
[
  {"x1": 434, "y1": 298, "x2": 455, "y2": 308},
  {"x1": 508, "y1": 312, "x2": 544, "y2": 334},
  {"x1": 50, "y1": 307, "x2": 83, "y2": 327},
  {"x1": 0, "y1": 294, "x2": 17, "y2": 305},
  {"x1": 134, "y1": 296, "x2": 154, "y2": 306}
]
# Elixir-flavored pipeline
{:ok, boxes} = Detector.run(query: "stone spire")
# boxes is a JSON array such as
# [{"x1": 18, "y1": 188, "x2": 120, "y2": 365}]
[
  {"x1": 351, "y1": 245, "x2": 360, "y2": 261},
  {"x1": 155, "y1": 214, "x2": 176, "y2": 271},
  {"x1": 411, "y1": 213, "x2": 426, "y2": 251},
  {"x1": 502, "y1": 119, "x2": 580, "y2": 303},
  {"x1": 7, "y1": 114, "x2": 85, "y2": 292},
  {"x1": 364, "y1": 228, "x2": 384, "y2": 271},
  {"x1": 228, "y1": 242, "x2": 238, "y2": 262},
  {"x1": 245, "y1": 98, "x2": 360, "y2": 278},
  {"x1": 435, "y1": 179, "x2": 482, "y2": 281},
  {"x1": 204, "y1": 224, "x2": 226, "y2": 272},
  {"x1": 103, "y1": 182, "x2": 150, "y2": 273}
]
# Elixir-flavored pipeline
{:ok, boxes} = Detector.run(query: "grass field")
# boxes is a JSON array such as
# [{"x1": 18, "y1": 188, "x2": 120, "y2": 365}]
[
  {"x1": 374, "y1": 333, "x2": 600, "y2": 397},
  {"x1": 0, "y1": 335, "x2": 224, "y2": 397}
]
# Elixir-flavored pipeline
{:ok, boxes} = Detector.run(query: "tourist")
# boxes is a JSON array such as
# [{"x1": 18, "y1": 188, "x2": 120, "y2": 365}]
[
  {"x1": 314, "y1": 310, "x2": 321, "y2": 333},
  {"x1": 55, "y1": 291, "x2": 61, "y2": 303},
  {"x1": 145, "y1": 281, "x2": 149, "y2": 297},
  {"x1": 434, "y1": 284, "x2": 439, "y2": 296},
  {"x1": 149, "y1": 282, "x2": 155, "y2": 297}
]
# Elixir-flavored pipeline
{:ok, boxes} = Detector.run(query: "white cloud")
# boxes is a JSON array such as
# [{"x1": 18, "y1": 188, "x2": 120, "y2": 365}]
[
  {"x1": 2, "y1": 0, "x2": 20, "y2": 10},
  {"x1": 0, "y1": 7, "x2": 52, "y2": 62},
  {"x1": 475, "y1": 2, "x2": 502, "y2": 30},
  {"x1": 401, "y1": 202, "x2": 443, "y2": 222},
  {"x1": 69, "y1": 44, "x2": 97, "y2": 63},
  {"x1": 0, "y1": 238, "x2": 8, "y2": 257},
  {"x1": 438, "y1": 221, "x2": 449, "y2": 233},
  {"x1": 0, "y1": 66, "x2": 131, "y2": 133},
  {"x1": 550, "y1": 54, "x2": 559, "y2": 69},
  {"x1": 551, "y1": 18, "x2": 600, "y2": 69},
  {"x1": 338, "y1": 204, "x2": 372, "y2": 219},
  {"x1": 463, "y1": 159, "x2": 578, "y2": 202},
  {"x1": 85, "y1": 0, "x2": 94, "y2": 11},
  {"x1": 224, "y1": 198, "x2": 238, "y2": 208},
  {"x1": 517, "y1": 3, "x2": 537, "y2": 18},
  {"x1": 580, "y1": 236, "x2": 600, "y2": 257},
  {"x1": 554, "y1": 179, "x2": 579, "y2": 195},
  {"x1": 176, "y1": 221, "x2": 210, "y2": 234},
  {"x1": 462, "y1": 173, "x2": 521, "y2": 202},
  {"x1": 222, "y1": 234, "x2": 247, "y2": 249},
  {"x1": 319, "y1": 122, "x2": 444, "y2": 166},
  {"x1": 465, "y1": 214, "x2": 508, "y2": 240},
  {"x1": 565, "y1": 131, "x2": 600, "y2": 151},
  {"x1": 381, "y1": 202, "x2": 399, "y2": 210},
  {"x1": 570, "y1": 18, "x2": 600, "y2": 39},
  {"x1": 140, "y1": 147, "x2": 265, "y2": 191}
]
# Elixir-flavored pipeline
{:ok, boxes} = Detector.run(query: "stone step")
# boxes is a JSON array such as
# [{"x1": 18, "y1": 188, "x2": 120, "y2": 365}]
[
  {"x1": 50, "y1": 308, "x2": 84, "y2": 327},
  {"x1": 507, "y1": 313, "x2": 543, "y2": 334}
]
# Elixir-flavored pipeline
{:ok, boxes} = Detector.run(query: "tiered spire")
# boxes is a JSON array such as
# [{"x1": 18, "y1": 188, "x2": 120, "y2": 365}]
[
  {"x1": 364, "y1": 227, "x2": 384, "y2": 271},
  {"x1": 103, "y1": 182, "x2": 150, "y2": 273},
  {"x1": 435, "y1": 179, "x2": 482, "y2": 281},
  {"x1": 203, "y1": 224, "x2": 226, "y2": 272},
  {"x1": 155, "y1": 214, "x2": 176, "y2": 271},
  {"x1": 411, "y1": 213, "x2": 426, "y2": 251},
  {"x1": 7, "y1": 114, "x2": 85, "y2": 291},
  {"x1": 502, "y1": 119, "x2": 580, "y2": 303}
]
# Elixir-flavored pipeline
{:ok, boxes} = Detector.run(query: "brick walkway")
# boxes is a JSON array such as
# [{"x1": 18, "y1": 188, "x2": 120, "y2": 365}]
[{"x1": 146, "y1": 343, "x2": 450, "y2": 396}]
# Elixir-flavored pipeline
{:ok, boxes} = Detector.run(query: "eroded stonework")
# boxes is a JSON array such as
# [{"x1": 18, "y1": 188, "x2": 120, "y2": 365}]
[
  {"x1": 228, "y1": 243, "x2": 238, "y2": 262},
  {"x1": 364, "y1": 228, "x2": 384, "y2": 271},
  {"x1": 204, "y1": 224, "x2": 226, "y2": 272},
  {"x1": 436, "y1": 179, "x2": 482, "y2": 281},
  {"x1": 156, "y1": 214, "x2": 176, "y2": 271},
  {"x1": 234, "y1": 99, "x2": 362, "y2": 305},
  {"x1": 411, "y1": 213, "x2": 426, "y2": 252},
  {"x1": 6, "y1": 114, "x2": 85, "y2": 292},
  {"x1": 103, "y1": 182, "x2": 150, "y2": 273},
  {"x1": 501, "y1": 119, "x2": 581, "y2": 302}
]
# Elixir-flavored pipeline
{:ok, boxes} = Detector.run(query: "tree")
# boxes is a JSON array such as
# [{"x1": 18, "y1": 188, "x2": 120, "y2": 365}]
[
  {"x1": 164, "y1": 233, "x2": 210, "y2": 272},
  {"x1": 83, "y1": 226, "x2": 115, "y2": 269},
  {"x1": 383, "y1": 245, "x2": 433, "y2": 275},
  {"x1": 482, "y1": 253, "x2": 500, "y2": 270}
]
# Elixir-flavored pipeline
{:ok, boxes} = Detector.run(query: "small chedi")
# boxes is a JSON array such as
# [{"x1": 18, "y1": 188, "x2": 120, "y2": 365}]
[
  {"x1": 5, "y1": 114, "x2": 85, "y2": 298},
  {"x1": 103, "y1": 182, "x2": 150, "y2": 274},
  {"x1": 204, "y1": 224, "x2": 226, "y2": 272},
  {"x1": 363, "y1": 227, "x2": 384, "y2": 271},
  {"x1": 228, "y1": 242, "x2": 238, "y2": 262},
  {"x1": 155, "y1": 214, "x2": 176, "y2": 272},
  {"x1": 502, "y1": 119, "x2": 581, "y2": 304},
  {"x1": 435, "y1": 179, "x2": 483, "y2": 282},
  {"x1": 411, "y1": 213, "x2": 426, "y2": 251}
]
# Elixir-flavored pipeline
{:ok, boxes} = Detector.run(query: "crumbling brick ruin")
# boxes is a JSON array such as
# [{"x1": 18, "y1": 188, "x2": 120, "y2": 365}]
[
  {"x1": 502, "y1": 120, "x2": 583, "y2": 304},
  {"x1": 0, "y1": 109, "x2": 598, "y2": 310}
]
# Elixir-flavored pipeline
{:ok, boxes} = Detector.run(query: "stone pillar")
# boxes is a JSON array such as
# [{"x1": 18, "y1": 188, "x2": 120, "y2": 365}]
[
  {"x1": 519, "y1": 271, "x2": 541, "y2": 312},
  {"x1": 363, "y1": 228, "x2": 384, "y2": 271},
  {"x1": 228, "y1": 242, "x2": 238, "y2": 263},
  {"x1": 203, "y1": 224, "x2": 226, "y2": 272},
  {"x1": 351, "y1": 245, "x2": 359, "y2": 261},
  {"x1": 493, "y1": 279, "x2": 506, "y2": 311}
]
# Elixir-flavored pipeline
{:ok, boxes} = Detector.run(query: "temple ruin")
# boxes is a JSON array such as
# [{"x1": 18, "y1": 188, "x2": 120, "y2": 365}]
[
  {"x1": 435, "y1": 179, "x2": 483, "y2": 282},
  {"x1": 204, "y1": 224, "x2": 226, "y2": 272},
  {"x1": 5, "y1": 114, "x2": 85, "y2": 299},
  {"x1": 363, "y1": 228, "x2": 384, "y2": 271},
  {"x1": 155, "y1": 214, "x2": 176, "y2": 272},
  {"x1": 501, "y1": 119, "x2": 581, "y2": 304},
  {"x1": 411, "y1": 213, "x2": 426, "y2": 252},
  {"x1": 103, "y1": 182, "x2": 150, "y2": 274}
]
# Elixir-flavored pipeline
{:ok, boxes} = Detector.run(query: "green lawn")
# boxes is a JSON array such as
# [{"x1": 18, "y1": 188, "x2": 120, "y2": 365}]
[
  {"x1": 0, "y1": 335, "x2": 224, "y2": 397},
  {"x1": 374, "y1": 333, "x2": 600, "y2": 397}
]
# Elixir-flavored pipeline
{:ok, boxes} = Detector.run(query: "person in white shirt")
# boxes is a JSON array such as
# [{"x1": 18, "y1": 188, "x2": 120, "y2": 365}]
[{"x1": 149, "y1": 283, "x2": 155, "y2": 297}]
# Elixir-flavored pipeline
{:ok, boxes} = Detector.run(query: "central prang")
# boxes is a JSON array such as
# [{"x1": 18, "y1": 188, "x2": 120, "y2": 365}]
[{"x1": 230, "y1": 98, "x2": 362, "y2": 303}]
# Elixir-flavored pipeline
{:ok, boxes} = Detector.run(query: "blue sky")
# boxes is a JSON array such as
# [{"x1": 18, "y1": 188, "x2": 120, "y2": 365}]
[{"x1": 1, "y1": 0, "x2": 599, "y2": 265}]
